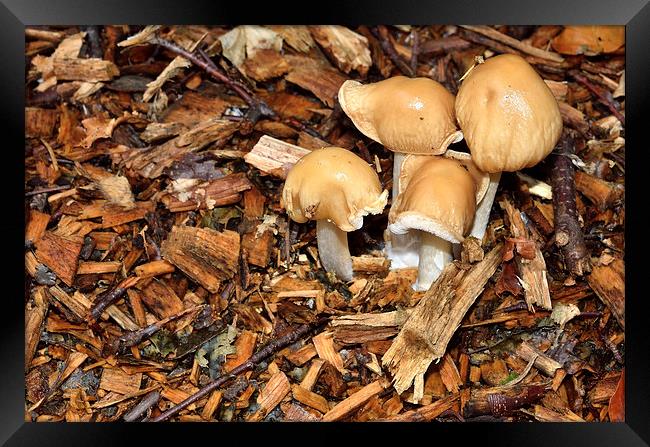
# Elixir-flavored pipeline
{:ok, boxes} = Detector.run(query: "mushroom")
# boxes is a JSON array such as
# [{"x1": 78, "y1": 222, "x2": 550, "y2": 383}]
[
  {"x1": 455, "y1": 54, "x2": 563, "y2": 241},
  {"x1": 281, "y1": 147, "x2": 388, "y2": 281},
  {"x1": 388, "y1": 152, "x2": 489, "y2": 291},
  {"x1": 338, "y1": 76, "x2": 463, "y2": 268}
]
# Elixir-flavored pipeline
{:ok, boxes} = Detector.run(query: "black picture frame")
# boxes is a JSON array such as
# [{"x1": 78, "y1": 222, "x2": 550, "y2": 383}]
[{"x1": 5, "y1": 0, "x2": 649, "y2": 445}]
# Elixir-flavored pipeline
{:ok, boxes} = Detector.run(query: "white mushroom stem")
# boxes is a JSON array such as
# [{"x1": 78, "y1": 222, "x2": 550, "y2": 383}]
[
  {"x1": 316, "y1": 219, "x2": 353, "y2": 281},
  {"x1": 386, "y1": 151, "x2": 420, "y2": 268},
  {"x1": 469, "y1": 172, "x2": 502, "y2": 242},
  {"x1": 414, "y1": 231, "x2": 453, "y2": 292}
]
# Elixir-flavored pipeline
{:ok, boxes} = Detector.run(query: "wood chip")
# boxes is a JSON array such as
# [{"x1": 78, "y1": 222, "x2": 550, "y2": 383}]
[
  {"x1": 161, "y1": 225, "x2": 240, "y2": 293},
  {"x1": 35, "y1": 232, "x2": 83, "y2": 286},
  {"x1": 588, "y1": 257, "x2": 624, "y2": 329},
  {"x1": 309, "y1": 26, "x2": 371, "y2": 76},
  {"x1": 100, "y1": 368, "x2": 142, "y2": 395},
  {"x1": 247, "y1": 371, "x2": 290, "y2": 421},
  {"x1": 382, "y1": 243, "x2": 503, "y2": 400},
  {"x1": 244, "y1": 135, "x2": 311, "y2": 179},
  {"x1": 322, "y1": 379, "x2": 388, "y2": 421},
  {"x1": 313, "y1": 331, "x2": 346, "y2": 374}
]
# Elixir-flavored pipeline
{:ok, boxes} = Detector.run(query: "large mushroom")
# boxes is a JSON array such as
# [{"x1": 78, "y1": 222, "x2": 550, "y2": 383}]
[
  {"x1": 281, "y1": 147, "x2": 388, "y2": 282},
  {"x1": 338, "y1": 76, "x2": 462, "y2": 268},
  {"x1": 455, "y1": 54, "x2": 563, "y2": 241},
  {"x1": 388, "y1": 152, "x2": 489, "y2": 291}
]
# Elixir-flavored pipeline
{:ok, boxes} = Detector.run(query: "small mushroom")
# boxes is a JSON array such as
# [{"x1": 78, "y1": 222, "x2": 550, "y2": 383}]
[
  {"x1": 281, "y1": 147, "x2": 388, "y2": 281},
  {"x1": 455, "y1": 54, "x2": 563, "y2": 241},
  {"x1": 338, "y1": 76, "x2": 463, "y2": 268},
  {"x1": 388, "y1": 152, "x2": 488, "y2": 291}
]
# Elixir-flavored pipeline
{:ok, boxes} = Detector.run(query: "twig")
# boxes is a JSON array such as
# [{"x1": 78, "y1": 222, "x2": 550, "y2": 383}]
[
  {"x1": 25, "y1": 185, "x2": 72, "y2": 196},
  {"x1": 149, "y1": 316, "x2": 329, "y2": 422},
  {"x1": 90, "y1": 276, "x2": 140, "y2": 321},
  {"x1": 150, "y1": 37, "x2": 276, "y2": 121},
  {"x1": 373, "y1": 26, "x2": 415, "y2": 77},
  {"x1": 111, "y1": 306, "x2": 204, "y2": 353},
  {"x1": 573, "y1": 73, "x2": 625, "y2": 126},
  {"x1": 81, "y1": 26, "x2": 104, "y2": 59},
  {"x1": 410, "y1": 29, "x2": 419, "y2": 75},
  {"x1": 459, "y1": 25, "x2": 564, "y2": 63},
  {"x1": 123, "y1": 390, "x2": 161, "y2": 422},
  {"x1": 550, "y1": 131, "x2": 592, "y2": 276}
]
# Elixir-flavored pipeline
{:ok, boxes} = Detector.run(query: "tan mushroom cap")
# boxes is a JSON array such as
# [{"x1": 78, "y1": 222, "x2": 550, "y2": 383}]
[
  {"x1": 281, "y1": 147, "x2": 388, "y2": 232},
  {"x1": 338, "y1": 76, "x2": 462, "y2": 155},
  {"x1": 388, "y1": 155, "x2": 477, "y2": 243},
  {"x1": 440, "y1": 150, "x2": 491, "y2": 205},
  {"x1": 455, "y1": 54, "x2": 563, "y2": 173}
]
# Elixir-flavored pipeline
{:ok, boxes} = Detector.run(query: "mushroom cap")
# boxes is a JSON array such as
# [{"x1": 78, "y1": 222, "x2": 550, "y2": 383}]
[
  {"x1": 388, "y1": 155, "x2": 477, "y2": 243},
  {"x1": 455, "y1": 54, "x2": 563, "y2": 173},
  {"x1": 281, "y1": 147, "x2": 388, "y2": 232},
  {"x1": 441, "y1": 150, "x2": 491, "y2": 205},
  {"x1": 338, "y1": 76, "x2": 462, "y2": 155}
]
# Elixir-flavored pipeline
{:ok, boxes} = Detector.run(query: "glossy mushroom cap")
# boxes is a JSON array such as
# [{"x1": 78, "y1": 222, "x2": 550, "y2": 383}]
[
  {"x1": 455, "y1": 54, "x2": 563, "y2": 173},
  {"x1": 441, "y1": 150, "x2": 491, "y2": 205},
  {"x1": 388, "y1": 156, "x2": 477, "y2": 243},
  {"x1": 281, "y1": 147, "x2": 388, "y2": 232},
  {"x1": 338, "y1": 76, "x2": 462, "y2": 155}
]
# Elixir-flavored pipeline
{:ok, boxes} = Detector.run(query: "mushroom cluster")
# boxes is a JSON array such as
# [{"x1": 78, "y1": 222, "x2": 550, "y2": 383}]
[{"x1": 281, "y1": 53, "x2": 562, "y2": 291}]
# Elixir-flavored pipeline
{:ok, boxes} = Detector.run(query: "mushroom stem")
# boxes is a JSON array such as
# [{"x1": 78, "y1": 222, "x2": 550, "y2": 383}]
[
  {"x1": 316, "y1": 219, "x2": 353, "y2": 281},
  {"x1": 387, "y1": 151, "x2": 420, "y2": 268},
  {"x1": 414, "y1": 231, "x2": 453, "y2": 292},
  {"x1": 469, "y1": 172, "x2": 502, "y2": 242}
]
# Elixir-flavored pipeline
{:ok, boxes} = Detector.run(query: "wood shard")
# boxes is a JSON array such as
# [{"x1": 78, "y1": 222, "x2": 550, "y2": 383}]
[
  {"x1": 25, "y1": 209, "x2": 51, "y2": 243},
  {"x1": 124, "y1": 118, "x2": 239, "y2": 179},
  {"x1": 160, "y1": 173, "x2": 252, "y2": 212},
  {"x1": 35, "y1": 231, "x2": 83, "y2": 286},
  {"x1": 382, "y1": 243, "x2": 503, "y2": 399},
  {"x1": 501, "y1": 198, "x2": 551, "y2": 311},
  {"x1": 138, "y1": 278, "x2": 184, "y2": 319},
  {"x1": 100, "y1": 368, "x2": 142, "y2": 395},
  {"x1": 26, "y1": 107, "x2": 60, "y2": 138},
  {"x1": 313, "y1": 331, "x2": 346, "y2": 374},
  {"x1": 244, "y1": 135, "x2": 311, "y2": 179},
  {"x1": 588, "y1": 258, "x2": 625, "y2": 329},
  {"x1": 309, "y1": 25, "x2": 372, "y2": 76},
  {"x1": 285, "y1": 55, "x2": 348, "y2": 107},
  {"x1": 322, "y1": 379, "x2": 387, "y2": 422},
  {"x1": 292, "y1": 384, "x2": 330, "y2": 413},
  {"x1": 161, "y1": 225, "x2": 240, "y2": 293},
  {"x1": 574, "y1": 171, "x2": 624, "y2": 211},
  {"x1": 248, "y1": 371, "x2": 291, "y2": 421},
  {"x1": 515, "y1": 341, "x2": 562, "y2": 376},
  {"x1": 225, "y1": 330, "x2": 257, "y2": 373},
  {"x1": 53, "y1": 57, "x2": 120, "y2": 82}
]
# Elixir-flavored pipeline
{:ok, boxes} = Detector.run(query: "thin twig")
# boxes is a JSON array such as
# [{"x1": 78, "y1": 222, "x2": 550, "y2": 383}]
[
  {"x1": 123, "y1": 390, "x2": 161, "y2": 422},
  {"x1": 90, "y1": 276, "x2": 140, "y2": 321},
  {"x1": 149, "y1": 316, "x2": 329, "y2": 422},
  {"x1": 550, "y1": 130, "x2": 591, "y2": 276},
  {"x1": 573, "y1": 73, "x2": 625, "y2": 126},
  {"x1": 150, "y1": 37, "x2": 276, "y2": 120},
  {"x1": 410, "y1": 28, "x2": 419, "y2": 75},
  {"x1": 373, "y1": 26, "x2": 415, "y2": 77}
]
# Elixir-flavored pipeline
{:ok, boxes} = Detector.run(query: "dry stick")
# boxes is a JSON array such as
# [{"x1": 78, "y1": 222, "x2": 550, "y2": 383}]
[
  {"x1": 25, "y1": 185, "x2": 72, "y2": 196},
  {"x1": 81, "y1": 26, "x2": 104, "y2": 59},
  {"x1": 150, "y1": 37, "x2": 276, "y2": 120},
  {"x1": 373, "y1": 26, "x2": 415, "y2": 77},
  {"x1": 112, "y1": 305, "x2": 204, "y2": 353},
  {"x1": 149, "y1": 317, "x2": 329, "y2": 422},
  {"x1": 550, "y1": 131, "x2": 591, "y2": 277},
  {"x1": 90, "y1": 276, "x2": 140, "y2": 321},
  {"x1": 410, "y1": 29, "x2": 419, "y2": 75},
  {"x1": 123, "y1": 390, "x2": 161, "y2": 422},
  {"x1": 573, "y1": 73, "x2": 626, "y2": 126}
]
